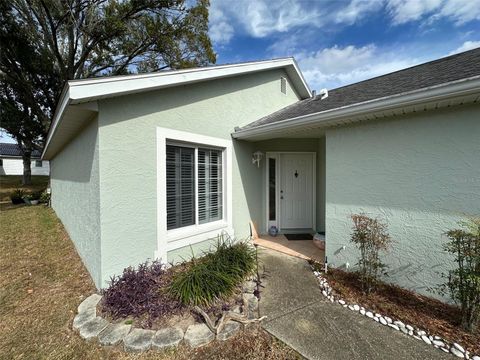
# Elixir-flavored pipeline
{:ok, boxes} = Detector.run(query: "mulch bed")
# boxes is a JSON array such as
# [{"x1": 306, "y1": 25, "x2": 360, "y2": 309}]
[{"x1": 318, "y1": 266, "x2": 479, "y2": 355}]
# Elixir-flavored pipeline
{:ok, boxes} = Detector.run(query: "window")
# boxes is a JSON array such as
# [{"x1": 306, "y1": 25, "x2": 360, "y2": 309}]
[
  {"x1": 35, "y1": 160, "x2": 42, "y2": 167},
  {"x1": 0, "y1": 159, "x2": 3, "y2": 167},
  {"x1": 166, "y1": 144, "x2": 223, "y2": 230},
  {"x1": 166, "y1": 146, "x2": 195, "y2": 230},
  {"x1": 268, "y1": 158, "x2": 276, "y2": 221}
]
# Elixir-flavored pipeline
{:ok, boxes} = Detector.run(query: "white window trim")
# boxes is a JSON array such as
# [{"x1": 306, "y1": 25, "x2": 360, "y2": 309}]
[{"x1": 156, "y1": 127, "x2": 233, "y2": 263}]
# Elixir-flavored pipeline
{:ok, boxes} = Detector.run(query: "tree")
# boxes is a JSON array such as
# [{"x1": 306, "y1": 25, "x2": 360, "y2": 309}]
[{"x1": 0, "y1": 0, "x2": 215, "y2": 184}]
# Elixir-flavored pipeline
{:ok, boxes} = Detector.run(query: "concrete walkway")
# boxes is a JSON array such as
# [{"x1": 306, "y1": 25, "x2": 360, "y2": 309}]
[{"x1": 258, "y1": 248, "x2": 451, "y2": 360}]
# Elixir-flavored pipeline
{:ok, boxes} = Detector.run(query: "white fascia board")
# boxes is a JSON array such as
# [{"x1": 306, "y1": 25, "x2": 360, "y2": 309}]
[
  {"x1": 42, "y1": 58, "x2": 311, "y2": 158},
  {"x1": 41, "y1": 87, "x2": 71, "y2": 159},
  {"x1": 232, "y1": 75, "x2": 480, "y2": 140},
  {"x1": 68, "y1": 58, "x2": 311, "y2": 103}
]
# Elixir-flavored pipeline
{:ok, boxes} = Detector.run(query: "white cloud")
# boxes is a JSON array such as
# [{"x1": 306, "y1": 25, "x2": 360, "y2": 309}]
[
  {"x1": 449, "y1": 40, "x2": 480, "y2": 55},
  {"x1": 386, "y1": 0, "x2": 480, "y2": 25},
  {"x1": 295, "y1": 44, "x2": 423, "y2": 90},
  {"x1": 334, "y1": 0, "x2": 383, "y2": 25},
  {"x1": 208, "y1": 6, "x2": 234, "y2": 45},
  {"x1": 209, "y1": 0, "x2": 382, "y2": 44}
]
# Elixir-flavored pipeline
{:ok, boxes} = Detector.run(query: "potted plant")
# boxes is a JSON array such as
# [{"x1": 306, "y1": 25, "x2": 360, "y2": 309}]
[
  {"x1": 10, "y1": 189, "x2": 26, "y2": 205},
  {"x1": 27, "y1": 192, "x2": 41, "y2": 205}
]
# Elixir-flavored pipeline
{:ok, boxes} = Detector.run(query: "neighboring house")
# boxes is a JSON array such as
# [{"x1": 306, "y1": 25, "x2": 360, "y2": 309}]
[
  {"x1": 0, "y1": 143, "x2": 50, "y2": 176},
  {"x1": 43, "y1": 49, "x2": 480, "y2": 296}
]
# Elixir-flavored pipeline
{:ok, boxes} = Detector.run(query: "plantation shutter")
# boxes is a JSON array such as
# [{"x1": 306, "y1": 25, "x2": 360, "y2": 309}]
[
  {"x1": 198, "y1": 148, "x2": 223, "y2": 224},
  {"x1": 166, "y1": 145, "x2": 195, "y2": 230}
]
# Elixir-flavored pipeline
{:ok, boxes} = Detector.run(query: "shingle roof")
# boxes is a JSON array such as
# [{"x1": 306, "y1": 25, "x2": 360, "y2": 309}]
[
  {"x1": 239, "y1": 47, "x2": 480, "y2": 130},
  {"x1": 0, "y1": 143, "x2": 41, "y2": 158}
]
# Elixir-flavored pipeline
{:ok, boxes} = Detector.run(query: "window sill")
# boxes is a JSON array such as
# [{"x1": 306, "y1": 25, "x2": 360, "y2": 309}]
[{"x1": 166, "y1": 220, "x2": 231, "y2": 244}]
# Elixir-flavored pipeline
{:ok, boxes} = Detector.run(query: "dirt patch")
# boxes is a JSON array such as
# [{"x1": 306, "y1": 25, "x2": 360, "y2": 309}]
[{"x1": 315, "y1": 265, "x2": 479, "y2": 355}]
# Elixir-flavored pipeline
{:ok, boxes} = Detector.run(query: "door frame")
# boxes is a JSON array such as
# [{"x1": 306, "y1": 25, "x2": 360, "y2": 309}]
[{"x1": 264, "y1": 152, "x2": 316, "y2": 233}]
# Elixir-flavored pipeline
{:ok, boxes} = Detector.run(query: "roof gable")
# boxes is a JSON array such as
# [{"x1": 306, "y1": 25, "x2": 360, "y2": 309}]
[{"x1": 43, "y1": 58, "x2": 311, "y2": 159}]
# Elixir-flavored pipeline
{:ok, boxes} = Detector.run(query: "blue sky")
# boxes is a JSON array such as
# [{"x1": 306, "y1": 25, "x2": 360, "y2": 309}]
[
  {"x1": 209, "y1": 0, "x2": 480, "y2": 91},
  {"x1": 2, "y1": 0, "x2": 479, "y2": 144}
]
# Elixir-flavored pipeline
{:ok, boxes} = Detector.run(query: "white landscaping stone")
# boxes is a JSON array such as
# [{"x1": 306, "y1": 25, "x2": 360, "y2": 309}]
[
  {"x1": 348, "y1": 305, "x2": 356, "y2": 311},
  {"x1": 338, "y1": 300, "x2": 346, "y2": 305},
  {"x1": 98, "y1": 323, "x2": 131, "y2": 346},
  {"x1": 184, "y1": 323, "x2": 215, "y2": 348},
  {"x1": 417, "y1": 330, "x2": 426, "y2": 336},
  {"x1": 421, "y1": 335, "x2": 432, "y2": 345},
  {"x1": 384, "y1": 316, "x2": 392, "y2": 324},
  {"x1": 353, "y1": 305, "x2": 360, "y2": 311},
  {"x1": 400, "y1": 325, "x2": 409, "y2": 335},
  {"x1": 413, "y1": 335, "x2": 422, "y2": 340},
  {"x1": 388, "y1": 324, "x2": 400, "y2": 331},
  {"x1": 217, "y1": 321, "x2": 242, "y2": 341},
  {"x1": 79, "y1": 317, "x2": 109, "y2": 341},
  {"x1": 471, "y1": 356, "x2": 480, "y2": 360},
  {"x1": 408, "y1": 330, "x2": 413, "y2": 336},
  {"x1": 453, "y1": 343, "x2": 466, "y2": 353},
  {"x1": 433, "y1": 340, "x2": 446, "y2": 348},
  {"x1": 406, "y1": 325, "x2": 414, "y2": 331},
  {"x1": 242, "y1": 281, "x2": 256, "y2": 294},
  {"x1": 366, "y1": 311, "x2": 374, "y2": 319},
  {"x1": 394, "y1": 320, "x2": 405, "y2": 327},
  {"x1": 152, "y1": 327, "x2": 184, "y2": 349},
  {"x1": 78, "y1": 294, "x2": 102, "y2": 313},
  {"x1": 360, "y1": 309, "x2": 366, "y2": 316},
  {"x1": 322, "y1": 290, "x2": 328, "y2": 297},
  {"x1": 73, "y1": 307, "x2": 96, "y2": 330},
  {"x1": 379, "y1": 317, "x2": 388, "y2": 326},
  {"x1": 441, "y1": 347, "x2": 450, "y2": 353},
  {"x1": 451, "y1": 347, "x2": 465, "y2": 358},
  {"x1": 124, "y1": 328, "x2": 155, "y2": 352}
]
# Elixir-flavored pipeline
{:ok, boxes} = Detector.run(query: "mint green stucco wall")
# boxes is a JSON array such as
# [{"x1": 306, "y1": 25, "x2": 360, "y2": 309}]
[
  {"x1": 50, "y1": 118, "x2": 102, "y2": 287},
  {"x1": 325, "y1": 104, "x2": 480, "y2": 298},
  {"x1": 97, "y1": 69, "x2": 301, "y2": 286}
]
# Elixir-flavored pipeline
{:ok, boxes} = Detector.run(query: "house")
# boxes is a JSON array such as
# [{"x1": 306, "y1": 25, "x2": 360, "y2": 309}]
[
  {"x1": 43, "y1": 49, "x2": 480, "y2": 296},
  {"x1": 0, "y1": 143, "x2": 50, "y2": 176}
]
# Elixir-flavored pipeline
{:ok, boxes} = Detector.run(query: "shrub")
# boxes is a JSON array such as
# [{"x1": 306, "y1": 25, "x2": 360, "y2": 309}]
[
  {"x1": 10, "y1": 189, "x2": 26, "y2": 204},
  {"x1": 101, "y1": 260, "x2": 184, "y2": 324},
  {"x1": 440, "y1": 218, "x2": 480, "y2": 332},
  {"x1": 39, "y1": 189, "x2": 50, "y2": 203},
  {"x1": 350, "y1": 214, "x2": 391, "y2": 294},
  {"x1": 169, "y1": 238, "x2": 256, "y2": 306}
]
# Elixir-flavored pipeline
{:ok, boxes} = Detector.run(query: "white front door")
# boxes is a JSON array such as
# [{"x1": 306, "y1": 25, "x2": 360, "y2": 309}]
[{"x1": 279, "y1": 153, "x2": 314, "y2": 229}]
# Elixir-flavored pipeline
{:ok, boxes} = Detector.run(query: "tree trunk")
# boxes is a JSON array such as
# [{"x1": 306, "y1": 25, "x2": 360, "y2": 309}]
[{"x1": 22, "y1": 152, "x2": 32, "y2": 185}]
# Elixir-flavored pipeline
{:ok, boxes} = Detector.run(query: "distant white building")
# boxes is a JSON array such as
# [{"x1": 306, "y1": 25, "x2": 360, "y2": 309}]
[{"x1": 0, "y1": 143, "x2": 49, "y2": 176}]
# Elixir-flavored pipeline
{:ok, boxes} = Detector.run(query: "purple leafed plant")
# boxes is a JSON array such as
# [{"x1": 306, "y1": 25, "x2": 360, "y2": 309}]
[{"x1": 101, "y1": 260, "x2": 185, "y2": 326}]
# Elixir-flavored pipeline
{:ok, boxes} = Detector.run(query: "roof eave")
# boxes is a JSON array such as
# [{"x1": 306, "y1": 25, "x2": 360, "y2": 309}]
[{"x1": 232, "y1": 75, "x2": 480, "y2": 140}]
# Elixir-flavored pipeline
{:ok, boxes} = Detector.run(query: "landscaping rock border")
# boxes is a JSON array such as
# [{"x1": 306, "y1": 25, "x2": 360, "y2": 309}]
[
  {"x1": 311, "y1": 268, "x2": 479, "y2": 360},
  {"x1": 73, "y1": 279, "x2": 260, "y2": 352}
]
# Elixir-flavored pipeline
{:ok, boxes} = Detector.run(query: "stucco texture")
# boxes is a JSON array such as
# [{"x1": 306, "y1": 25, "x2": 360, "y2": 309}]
[
  {"x1": 50, "y1": 117, "x2": 102, "y2": 287},
  {"x1": 97, "y1": 69, "x2": 301, "y2": 286},
  {"x1": 325, "y1": 104, "x2": 480, "y2": 298}
]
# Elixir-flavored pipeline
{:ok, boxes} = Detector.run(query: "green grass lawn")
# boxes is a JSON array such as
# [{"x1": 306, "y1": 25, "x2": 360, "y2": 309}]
[
  {"x1": 0, "y1": 175, "x2": 49, "y2": 202},
  {"x1": 0, "y1": 205, "x2": 298, "y2": 360}
]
